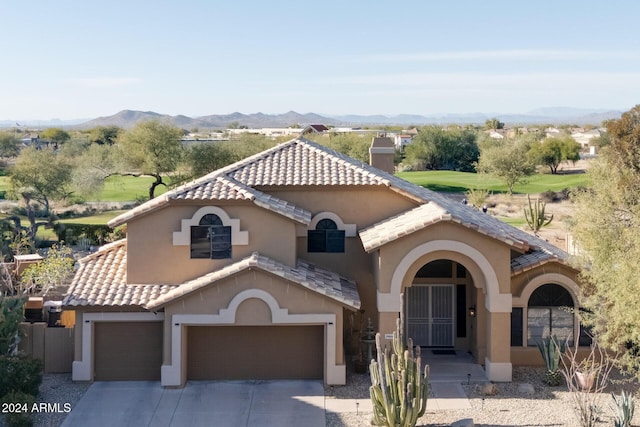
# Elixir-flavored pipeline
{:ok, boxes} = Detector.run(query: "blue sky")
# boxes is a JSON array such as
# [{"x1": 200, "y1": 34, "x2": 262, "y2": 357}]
[{"x1": 2, "y1": 0, "x2": 640, "y2": 120}]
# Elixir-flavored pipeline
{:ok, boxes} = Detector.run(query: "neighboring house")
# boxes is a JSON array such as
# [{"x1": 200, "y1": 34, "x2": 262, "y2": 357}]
[
  {"x1": 393, "y1": 133, "x2": 413, "y2": 150},
  {"x1": 571, "y1": 128, "x2": 603, "y2": 155},
  {"x1": 20, "y1": 133, "x2": 41, "y2": 148},
  {"x1": 64, "y1": 137, "x2": 586, "y2": 386},
  {"x1": 487, "y1": 130, "x2": 505, "y2": 139}
]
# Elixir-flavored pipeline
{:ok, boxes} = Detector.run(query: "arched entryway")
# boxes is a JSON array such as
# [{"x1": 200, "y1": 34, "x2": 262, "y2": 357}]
[
  {"x1": 378, "y1": 240, "x2": 513, "y2": 381},
  {"x1": 405, "y1": 259, "x2": 475, "y2": 352}
]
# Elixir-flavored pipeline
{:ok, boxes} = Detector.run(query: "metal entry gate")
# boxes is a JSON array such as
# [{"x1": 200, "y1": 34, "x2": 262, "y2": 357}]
[{"x1": 406, "y1": 285, "x2": 455, "y2": 347}]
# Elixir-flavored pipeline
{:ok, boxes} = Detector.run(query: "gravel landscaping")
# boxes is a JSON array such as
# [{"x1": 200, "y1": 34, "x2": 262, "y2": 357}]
[{"x1": 327, "y1": 366, "x2": 640, "y2": 427}]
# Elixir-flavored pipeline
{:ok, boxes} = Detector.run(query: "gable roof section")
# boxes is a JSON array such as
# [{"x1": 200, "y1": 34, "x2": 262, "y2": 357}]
[
  {"x1": 62, "y1": 240, "x2": 177, "y2": 307},
  {"x1": 64, "y1": 244, "x2": 359, "y2": 310},
  {"x1": 228, "y1": 138, "x2": 392, "y2": 187},
  {"x1": 359, "y1": 201, "x2": 570, "y2": 273},
  {"x1": 145, "y1": 252, "x2": 361, "y2": 311},
  {"x1": 106, "y1": 136, "x2": 572, "y2": 271},
  {"x1": 109, "y1": 174, "x2": 311, "y2": 227}
]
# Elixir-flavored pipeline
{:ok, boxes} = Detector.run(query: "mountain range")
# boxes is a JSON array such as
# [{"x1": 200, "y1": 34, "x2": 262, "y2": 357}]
[{"x1": 0, "y1": 107, "x2": 623, "y2": 129}]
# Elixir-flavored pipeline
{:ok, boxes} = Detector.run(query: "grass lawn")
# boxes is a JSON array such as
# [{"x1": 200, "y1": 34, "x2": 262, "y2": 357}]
[
  {"x1": 0, "y1": 175, "x2": 168, "y2": 203},
  {"x1": 97, "y1": 176, "x2": 168, "y2": 202},
  {"x1": 396, "y1": 170, "x2": 590, "y2": 194},
  {"x1": 59, "y1": 210, "x2": 128, "y2": 225}
]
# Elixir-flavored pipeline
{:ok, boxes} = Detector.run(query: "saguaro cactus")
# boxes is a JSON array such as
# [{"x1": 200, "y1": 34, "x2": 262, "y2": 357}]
[
  {"x1": 369, "y1": 294, "x2": 429, "y2": 427},
  {"x1": 524, "y1": 194, "x2": 553, "y2": 236}
]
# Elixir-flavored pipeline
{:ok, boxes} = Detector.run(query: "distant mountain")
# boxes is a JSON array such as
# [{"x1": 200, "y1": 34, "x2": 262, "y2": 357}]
[
  {"x1": 62, "y1": 107, "x2": 625, "y2": 130},
  {"x1": 78, "y1": 110, "x2": 170, "y2": 129}
]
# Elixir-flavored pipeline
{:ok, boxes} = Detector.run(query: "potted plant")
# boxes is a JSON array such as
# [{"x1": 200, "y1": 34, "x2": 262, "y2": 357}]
[{"x1": 575, "y1": 358, "x2": 599, "y2": 391}]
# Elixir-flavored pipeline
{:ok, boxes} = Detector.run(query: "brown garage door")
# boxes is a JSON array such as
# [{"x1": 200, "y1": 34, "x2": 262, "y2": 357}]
[
  {"x1": 94, "y1": 322, "x2": 163, "y2": 381},
  {"x1": 187, "y1": 325, "x2": 323, "y2": 380}
]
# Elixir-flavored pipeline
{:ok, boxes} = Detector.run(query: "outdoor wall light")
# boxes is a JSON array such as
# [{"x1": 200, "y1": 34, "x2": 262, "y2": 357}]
[{"x1": 468, "y1": 306, "x2": 476, "y2": 317}]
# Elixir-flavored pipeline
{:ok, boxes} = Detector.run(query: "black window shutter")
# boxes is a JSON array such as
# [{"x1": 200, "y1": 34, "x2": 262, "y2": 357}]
[
  {"x1": 511, "y1": 308, "x2": 523, "y2": 347},
  {"x1": 210, "y1": 225, "x2": 232, "y2": 259},
  {"x1": 325, "y1": 230, "x2": 345, "y2": 253},
  {"x1": 190, "y1": 225, "x2": 211, "y2": 258},
  {"x1": 307, "y1": 230, "x2": 326, "y2": 252}
]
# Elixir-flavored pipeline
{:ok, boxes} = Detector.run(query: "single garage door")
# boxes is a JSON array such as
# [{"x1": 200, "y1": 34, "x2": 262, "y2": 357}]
[
  {"x1": 94, "y1": 321, "x2": 163, "y2": 381},
  {"x1": 187, "y1": 325, "x2": 323, "y2": 380}
]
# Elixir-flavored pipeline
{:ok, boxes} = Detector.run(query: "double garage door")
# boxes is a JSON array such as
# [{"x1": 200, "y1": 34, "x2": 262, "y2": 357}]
[
  {"x1": 187, "y1": 325, "x2": 324, "y2": 380},
  {"x1": 93, "y1": 322, "x2": 323, "y2": 381}
]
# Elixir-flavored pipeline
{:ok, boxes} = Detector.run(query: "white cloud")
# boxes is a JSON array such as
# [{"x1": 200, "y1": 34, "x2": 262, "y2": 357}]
[{"x1": 70, "y1": 77, "x2": 142, "y2": 88}]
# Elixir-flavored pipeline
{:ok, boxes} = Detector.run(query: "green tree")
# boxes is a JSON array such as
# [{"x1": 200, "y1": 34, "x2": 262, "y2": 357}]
[
  {"x1": 310, "y1": 132, "x2": 371, "y2": 163},
  {"x1": 476, "y1": 137, "x2": 536, "y2": 195},
  {"x1": 41, "y1": 127, "x2": 70, "y2": 149},
  {"x1": 404, "y1": 127, "x2": 478, "y2": 171},
  {"x1": 571, "y1": 105, "x2": 640, "y2": 379},
  {"x1": 0, "y1": 296, "x2": 26, "y2": 354},
  {"x1": 88, "y1": 126, "x2": 121, "y2": 145},
  {"x1": 186, "y1": 142, "x2": 234, "y2": 177},
  {"x1": 117, "y1": 120, "x2": 184, "y2": 199},
  {"x1": 529, "y1": 136, "x2": 581, "y2": 174},
  {"x1": 0, "y1": 132, "x2": 20, "y2": 158},
  {"x1": 20, "y1": 245, "x2": 74, "y2": 296},
  {"x1": 485, "y1": 118, "x2": 504, "y2": 130},
  {"x1": 8, "y1": 147, "x2": 72, "y2": 241}
]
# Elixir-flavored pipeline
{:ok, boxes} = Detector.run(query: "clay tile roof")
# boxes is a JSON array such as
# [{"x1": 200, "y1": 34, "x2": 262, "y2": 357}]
[
  {"x1": 510, "y1": 248, "x2": 566, "y2": 275},
  {"x1": 359, "y1": 189, "x2": 571, "y2": 272},
  {"x1": 145, "y1": 252, "x2": 360, "y2": 311},
  {"x1": 228, "y1": 138, "x2": 389, "y2": 187},
  {"x1": 109, "y1": 173, "x2": 311, "y2": 227},
  {"x1": 359, "y1": 203, "x2": 451, "y2": 251},
  {"x1": 62, "y1": 240, "x2": 177, "y2": 307}
]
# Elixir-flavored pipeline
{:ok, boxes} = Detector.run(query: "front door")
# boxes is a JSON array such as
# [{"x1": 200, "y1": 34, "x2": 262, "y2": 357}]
[{"x1": 406, "y1": 285, "x2": 455, "y2": 347}]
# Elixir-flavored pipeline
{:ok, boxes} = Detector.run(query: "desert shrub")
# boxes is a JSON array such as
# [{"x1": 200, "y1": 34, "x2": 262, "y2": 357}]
[
  {"x1": 0, "y1": 357, "x2": 43, "y2": 397},
  {"x1": 0, "y1": 391, "x2": 36, "y2": 427},
  {"x1": 541, "y1": 188, "x2": 571, "y2": 203},
  {"x1": 53, "y1": 223, "x2": 111, "y2": 245}
]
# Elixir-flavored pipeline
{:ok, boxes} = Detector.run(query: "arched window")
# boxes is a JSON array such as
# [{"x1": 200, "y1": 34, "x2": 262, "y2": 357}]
[
  {"x1": 307, "y1": 218, "x2": 345, "y2": 253},
  {"x1": 190, "y1": 214, "x2": 232, "y2": 259},
  {"x1": 527, "y1": 284, "x2": 574, "y2": 346}
]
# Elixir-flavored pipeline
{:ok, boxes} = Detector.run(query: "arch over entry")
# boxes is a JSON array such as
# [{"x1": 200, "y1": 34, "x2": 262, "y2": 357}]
[{"x1": 378, "y1": 240, "x2": 511, "y2": 313}]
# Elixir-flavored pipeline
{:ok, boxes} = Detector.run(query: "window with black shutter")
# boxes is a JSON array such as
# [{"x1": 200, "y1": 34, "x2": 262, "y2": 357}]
[
  {"x1": 307, "y1": 219, "x2": 345, "y2": 253},
  {"x1": 190, "y1": 214, "x2": 232, "y2": 259}
]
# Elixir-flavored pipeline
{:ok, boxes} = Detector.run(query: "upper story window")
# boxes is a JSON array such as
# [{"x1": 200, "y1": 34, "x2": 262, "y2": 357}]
[
  {"x1": 308, "y1": 218, "x2": 345, "y2": 253},
  {"x1": 190, "y1": 214, "x2": 232, "y2": 259}
]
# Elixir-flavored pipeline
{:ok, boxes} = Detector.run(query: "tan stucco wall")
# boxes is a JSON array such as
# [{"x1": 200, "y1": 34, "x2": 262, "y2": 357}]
[
  {"x1": 377, "y1": 221, "x2": 512, "y2": 296},
  {"x1": 126, "y1": 203, "x2": 297, "y2": 284},
  {"x1": 511, "y1": 263, "x2": 581, "y2": 301},
  {"x1": 265, "y1": 187, "x2": 418, "y2": 227},
  {"x1": 162, "y1": 269, "x2": 346, "y2": 366}
]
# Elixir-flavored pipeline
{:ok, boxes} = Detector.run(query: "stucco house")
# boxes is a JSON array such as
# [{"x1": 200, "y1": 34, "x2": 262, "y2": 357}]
[{"x1": 63, "y1": 136, "x2": 586, "y2": 386}]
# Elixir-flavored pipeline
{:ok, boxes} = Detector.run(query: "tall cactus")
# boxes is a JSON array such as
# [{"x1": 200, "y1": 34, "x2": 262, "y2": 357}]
[
  {"x1": 524, "y1": 194, "x2": 553, "y2": 236},
  {"x1": 369, "y1": 293, "x2": 429, "y2": 427}
]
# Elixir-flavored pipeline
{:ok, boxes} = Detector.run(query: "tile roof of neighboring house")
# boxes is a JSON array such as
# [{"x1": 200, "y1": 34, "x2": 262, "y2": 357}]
[
  {"x1": 145, "y1": 252, "x2": 361, "y2": 311},
  {"x1": 62, "y1": 240, "x2": 177, "y2": 307}
]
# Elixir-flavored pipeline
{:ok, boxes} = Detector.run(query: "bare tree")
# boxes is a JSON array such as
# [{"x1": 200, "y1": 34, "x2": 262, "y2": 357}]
[{"x1": 560, "y1": 341, "x2": 614, "y2": 427}]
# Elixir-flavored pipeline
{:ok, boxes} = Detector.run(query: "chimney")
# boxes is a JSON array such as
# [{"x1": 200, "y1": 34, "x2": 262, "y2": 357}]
[{"x1": 369, "y1": 134, "x2": 395, "y2": 174}]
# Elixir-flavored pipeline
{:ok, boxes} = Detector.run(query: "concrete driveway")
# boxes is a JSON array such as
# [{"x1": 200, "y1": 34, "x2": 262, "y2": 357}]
[{"x1": 61, "y1": 380, "x2": 325, "y2": 427}]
